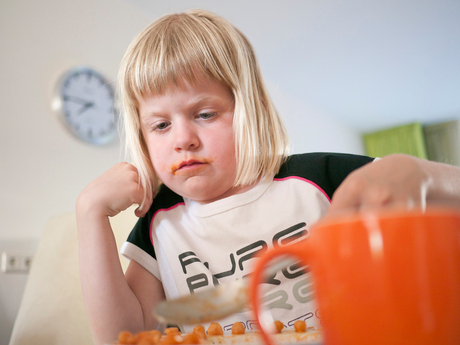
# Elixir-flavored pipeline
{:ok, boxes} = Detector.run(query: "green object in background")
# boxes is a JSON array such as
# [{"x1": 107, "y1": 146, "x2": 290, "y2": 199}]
[
  {"x1": 363, "y1": 122, "x2": 428, "y2": 159},
  {"x1": 424, "y1": 120, "x2": 460, "y2": 167}
]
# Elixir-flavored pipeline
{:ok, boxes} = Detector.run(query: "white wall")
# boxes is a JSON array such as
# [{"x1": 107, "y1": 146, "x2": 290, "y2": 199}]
[
  {"x1": 0, "y1": 1, "x2": 362, "y2": 344},
  {"x1": 0, "y1": 1, "x2": 152, "y2": 344},
  {"x1": 267, "y1": 81, "x2": 363, "y2": 154}
]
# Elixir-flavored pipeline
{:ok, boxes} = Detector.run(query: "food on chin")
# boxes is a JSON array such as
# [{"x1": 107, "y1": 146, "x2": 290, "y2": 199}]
[{"x1": 116, "y1": 320, "x2": 321, "y2": 345}]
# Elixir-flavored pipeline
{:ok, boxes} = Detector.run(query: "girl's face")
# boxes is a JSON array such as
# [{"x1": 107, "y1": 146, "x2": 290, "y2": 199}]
[{"x1": 139, "y1": 75, "x2": 249, "y2": 203}]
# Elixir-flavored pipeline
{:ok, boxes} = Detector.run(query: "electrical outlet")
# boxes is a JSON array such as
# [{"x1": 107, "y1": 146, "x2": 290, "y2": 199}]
[{"x1": 1, "y1": 251, "x2": 34, "y2": 273}]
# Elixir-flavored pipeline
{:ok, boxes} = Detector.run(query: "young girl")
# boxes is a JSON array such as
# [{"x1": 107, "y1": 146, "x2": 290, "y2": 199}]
[{"x1": 76, "y1": 9, "x2": 460, "y2": 345}]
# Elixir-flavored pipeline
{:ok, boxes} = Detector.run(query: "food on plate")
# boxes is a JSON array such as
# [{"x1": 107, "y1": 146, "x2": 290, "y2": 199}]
[
  {"x1": 118, "y1": 330, "x2": 162, "y2": 345},
  {"x1": 164, "y1": 327, "x2": 181, "y2": 336},
  {"x1": 230, "y1": 322, "x2": 245, "y2": 335},
  {"x1": 116, "y1": 320, "x2": 321, "y2": 345},
  {"x1": 293, "y1": 320, "x2": 307, "y2": 333},
  {"x1": 207, "y1": 322, "x2": 224, "y2": 336},
  {"x1": 273, "y1": 320, "x2": 284, "y2": 334},
  {"x1": 192, "y1": 325, "x2": 206, "y2": 340},
  {"x1": 180, "y1": 334, "x2": 201, "y2": 345}
]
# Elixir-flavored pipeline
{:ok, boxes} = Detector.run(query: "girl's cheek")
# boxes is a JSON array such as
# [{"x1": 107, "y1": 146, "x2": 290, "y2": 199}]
[
  {"x1": 154, "y1": 161, "x2": 168, "y2": 173},
  {"x1": 149, "y1": 152, "x2": 165, "y2": 172}
]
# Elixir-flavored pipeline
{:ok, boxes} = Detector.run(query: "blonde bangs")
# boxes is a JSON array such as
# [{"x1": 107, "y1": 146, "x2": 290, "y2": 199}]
[{"x1": 122, "y1": 12, "x2": 239, "y2": 104}]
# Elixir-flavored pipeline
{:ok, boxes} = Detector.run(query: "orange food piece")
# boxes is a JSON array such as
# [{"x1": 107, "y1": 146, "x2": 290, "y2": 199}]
[
  {"x1": 164, "y1": 327, "x2": 181, "y2": 336},
  {"x1": 135, "y1": 330, "x2": 163, "y2": 345},
  {"x1": 181, "y1": 333, "x2": 201, "y2": 344},
  {"x1": 192, "y1": 325, "x2": 207, "y2": 340},
  {"x1": 207, "y1": 322, "x2": 224, "y2": 336},
  {"x1": 137, "y1": 336, "x2": 153, "y2": 345},
  {"x1": 231, "y1": 322, "x2": 245, "y2": 335},
  {"x1": 118, "y1": 331, "x2": 137, "y2": 344},
  {"x1": 159, "y1": 334, "x2": 181, "y2": 345},
  {"x1": 294, "y1": 320, "x2": 307, "y2": 333},
  {"x1": 147, "y1": 330, "x2": 162, "y2": 343},
  {"x1": 273, "y1": 321, "x2": 284, "y2": 333}
]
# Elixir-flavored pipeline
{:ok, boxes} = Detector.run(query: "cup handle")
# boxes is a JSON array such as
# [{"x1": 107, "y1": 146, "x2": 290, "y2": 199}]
[{"x1": 250, "y1": 240, "x2": 312, "y2": 345}]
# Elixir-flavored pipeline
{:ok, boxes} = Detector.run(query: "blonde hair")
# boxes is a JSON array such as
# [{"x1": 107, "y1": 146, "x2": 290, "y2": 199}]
[{"x1": 118, "y1": 9, "x2": 289, "y2": 199}]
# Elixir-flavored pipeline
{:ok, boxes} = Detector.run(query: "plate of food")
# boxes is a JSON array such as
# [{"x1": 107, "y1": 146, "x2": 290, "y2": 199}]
[{"x1": 113, "y1": 320, "x2": 323, "y2": 345}]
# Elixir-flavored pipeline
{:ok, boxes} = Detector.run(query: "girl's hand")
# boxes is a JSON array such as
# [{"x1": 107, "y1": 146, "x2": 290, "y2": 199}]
[
  {"x1": 77, "y1": 162, "x2": 152, "y2": 218},
  {"x1": 328, "y1": 154, "x2": 434, "y2": 214}
]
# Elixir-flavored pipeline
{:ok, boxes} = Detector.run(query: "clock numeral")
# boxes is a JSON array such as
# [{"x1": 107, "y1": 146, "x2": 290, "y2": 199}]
[{"x1": 63, "y1": 79, "x2": 71, "y2": 90}]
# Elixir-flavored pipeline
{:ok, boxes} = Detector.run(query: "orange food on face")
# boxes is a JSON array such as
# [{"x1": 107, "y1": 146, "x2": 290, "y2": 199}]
[
  {"x1": 231, "y1": 322, "x2": 245, "y2": 335},
  {"x1": 207, "y1": 322, "x2": 224, "y2": 336},
  {"x1": 192, "y1": 325, "x2": 207, "y2": 340},
  {"x1": 273, "y1": 320, "x2": 284, "y2": 333},
  {"x1": 294, "y1": 320, "x2": 307, "y2": 333}
]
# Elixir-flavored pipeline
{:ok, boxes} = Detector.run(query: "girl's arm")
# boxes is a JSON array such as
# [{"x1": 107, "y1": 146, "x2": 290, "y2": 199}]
[
  {"x1": 328, "y1": 154, "x2": 460, "y2": 213},
  {"x1": 77, "y1": 163, "x2": 163, "y2": 345},
  {"x1": 126, "y1": 260, "x2": 166, "y2": 331}
]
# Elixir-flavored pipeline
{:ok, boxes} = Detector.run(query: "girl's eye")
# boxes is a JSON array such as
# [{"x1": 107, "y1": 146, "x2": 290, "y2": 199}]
[
  {"x1": 154, "y1": 121, "x2": 170, "y2": 131},
  {"x1": 198, "y1": 112, "x2": 217, "y2": 120}
]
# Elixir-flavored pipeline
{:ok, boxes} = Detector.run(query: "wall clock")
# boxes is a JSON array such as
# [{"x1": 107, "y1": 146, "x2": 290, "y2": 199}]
[{"x1": 52, "y1": 66, "x2": 118, "y2": 145}]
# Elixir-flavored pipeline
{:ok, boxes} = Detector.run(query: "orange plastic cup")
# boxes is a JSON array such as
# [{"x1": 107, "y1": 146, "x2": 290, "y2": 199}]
[{"x1": 250, "y1": 208, "x2": 460, "y2": 345}]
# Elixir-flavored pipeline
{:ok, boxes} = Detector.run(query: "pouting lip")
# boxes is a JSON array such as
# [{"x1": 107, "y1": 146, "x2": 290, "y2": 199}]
[
  {"x1": 174, "y1": 159, "x2": 207, "y2": 172},
  {"x1": 170, "y1": 156, "x2": 214, "y2": 175}
]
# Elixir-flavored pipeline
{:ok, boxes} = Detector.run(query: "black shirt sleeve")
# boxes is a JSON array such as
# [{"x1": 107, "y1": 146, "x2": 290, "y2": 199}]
[
  {"x1": 126, "y1": 183, "x2": 185, "y2": 260},
  {"x1": 276, "y1": 152, "x2": 374, "y2": 200}
]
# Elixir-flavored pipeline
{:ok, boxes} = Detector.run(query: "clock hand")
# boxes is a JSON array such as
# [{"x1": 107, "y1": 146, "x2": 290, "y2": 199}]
[
  {"x1": 63, "y1": 95, "x2": 93, "y2": 105},
  {"x1": 78, "y1": 102, "x2": 95, "y2": 115}
]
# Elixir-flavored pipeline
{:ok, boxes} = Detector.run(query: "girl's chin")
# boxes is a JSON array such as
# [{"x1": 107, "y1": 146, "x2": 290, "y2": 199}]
[{"x1": 164, "y1": 177, "x2": 236, "y2": 203}]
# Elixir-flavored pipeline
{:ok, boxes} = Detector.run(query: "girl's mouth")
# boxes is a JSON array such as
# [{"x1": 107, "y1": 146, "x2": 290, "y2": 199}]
[{"x1": 171, "y1": 158, "x2": 210, "y2": 176}]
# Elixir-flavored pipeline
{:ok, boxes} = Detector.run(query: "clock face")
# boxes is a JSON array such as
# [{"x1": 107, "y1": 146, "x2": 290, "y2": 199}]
[{"x1": 54, "y1": 66, "x2": 118, "y2": 145}]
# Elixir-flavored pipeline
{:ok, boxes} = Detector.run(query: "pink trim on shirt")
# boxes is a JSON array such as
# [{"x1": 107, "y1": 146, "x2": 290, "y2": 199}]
[
  {"x1": 273, "y1": 176, "x2": 331, "y2": 202},
  {"x1": 150, "y1": 202, "x2": 186, "y2": 247}
]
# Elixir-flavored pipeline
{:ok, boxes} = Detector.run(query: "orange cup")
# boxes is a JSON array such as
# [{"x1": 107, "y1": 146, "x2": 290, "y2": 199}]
[{"x1": 250, "y1": 208, "x2": 460, "y2": 345}]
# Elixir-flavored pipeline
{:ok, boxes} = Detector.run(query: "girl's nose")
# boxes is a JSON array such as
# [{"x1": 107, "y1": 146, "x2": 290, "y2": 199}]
[{"x1": 173, "y1": 122, "x2": 200, "y2": 152}]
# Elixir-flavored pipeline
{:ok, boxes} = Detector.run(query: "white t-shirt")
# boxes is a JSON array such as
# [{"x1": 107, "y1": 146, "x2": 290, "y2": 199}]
[{"x1": 121, "y1": 153, "x2": 373, "y2": 333}]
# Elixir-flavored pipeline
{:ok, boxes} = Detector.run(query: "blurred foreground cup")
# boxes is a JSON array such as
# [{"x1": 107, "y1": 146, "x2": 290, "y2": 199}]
[{"x1": 250, "y1": 207, "x2": 460, "y2": 345}]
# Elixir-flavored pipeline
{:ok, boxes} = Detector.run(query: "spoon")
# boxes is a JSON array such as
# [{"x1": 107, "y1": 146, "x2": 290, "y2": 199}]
[{"x1": 153, "y1": 257, "x2": 298, "y2": 325}]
